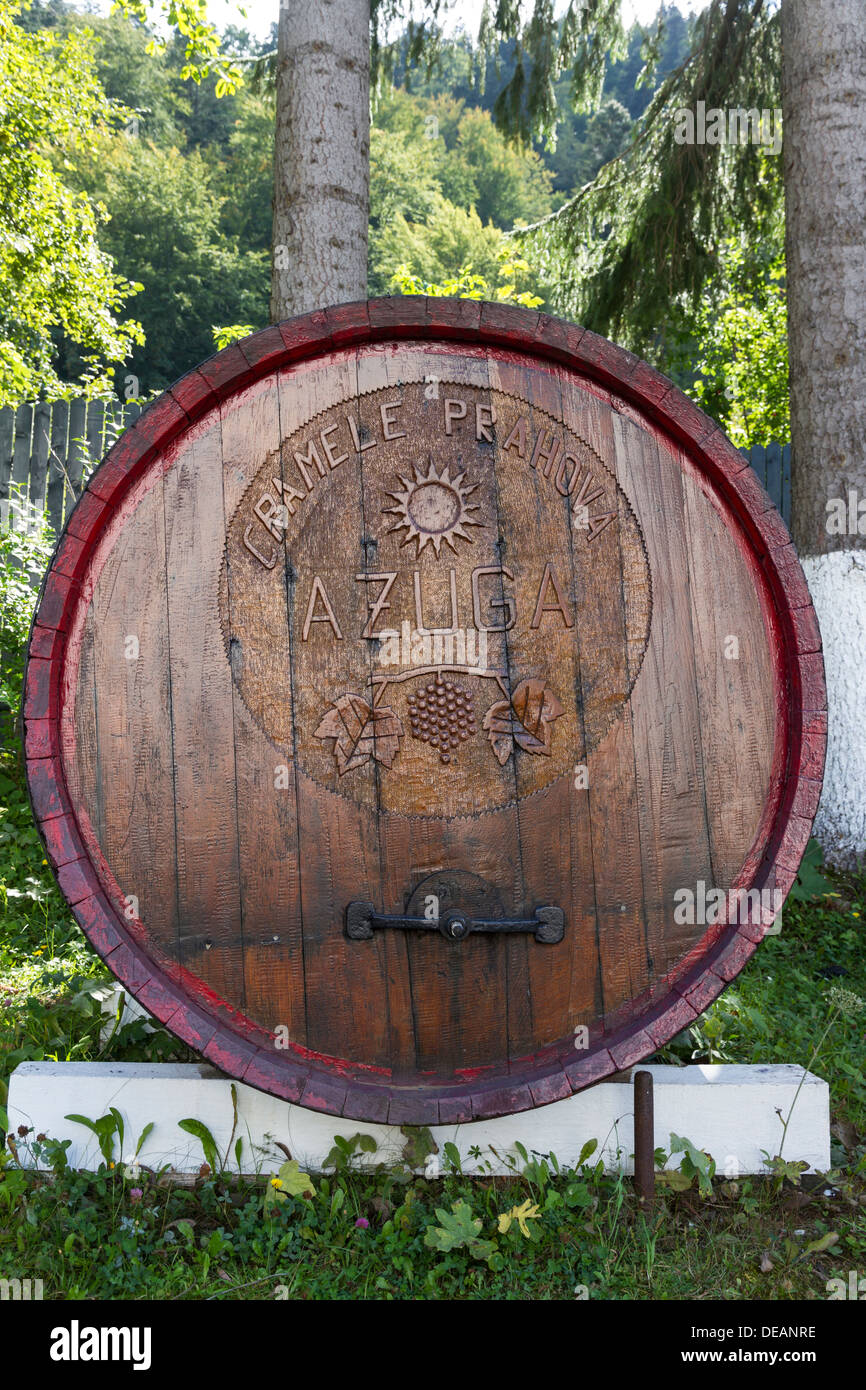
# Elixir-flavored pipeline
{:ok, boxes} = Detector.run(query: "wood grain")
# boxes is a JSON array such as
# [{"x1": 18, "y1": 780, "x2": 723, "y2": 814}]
[
  {"x1": 220, "y1": 377, "x2": 306, "y2": 1041},
  {"x1": 611, "y1": 408, "x2": 713, "y2": 992},
  {"x1": 162, "y1": 418, "x2": 243, "y2": 1003},
  {"x1": 86, "y1": 479, "x2": 177, "y2": 955}
]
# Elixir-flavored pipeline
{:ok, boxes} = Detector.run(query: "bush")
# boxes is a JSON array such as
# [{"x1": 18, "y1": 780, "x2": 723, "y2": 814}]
[{"x1": 0, "y1": 491, "x2": 54, "y2": 730}]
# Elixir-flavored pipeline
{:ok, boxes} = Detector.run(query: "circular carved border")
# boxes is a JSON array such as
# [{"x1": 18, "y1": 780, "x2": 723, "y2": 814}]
[
  {"x1": 216, "y1": 374, "x2": 654, "y2": 819},
  {"x1": 23, "y1": 298, "x2": 827, "y2": 1124}
]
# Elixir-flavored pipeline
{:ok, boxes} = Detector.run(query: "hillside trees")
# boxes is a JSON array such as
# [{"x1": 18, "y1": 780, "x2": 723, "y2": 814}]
[
  {"x1": 66, "y1": 135, "x2": 268, "y2": 390},
  {"x1": 0, "y1": 0, "x2": 143, "y2": 404}
]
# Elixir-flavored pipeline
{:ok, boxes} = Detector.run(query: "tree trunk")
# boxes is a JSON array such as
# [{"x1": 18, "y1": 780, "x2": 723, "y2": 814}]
[
  {"x1": 783, "y1": 0, "x2": 866, "y2": 868},
  {"x1": 270, "y1": 0, "x2": 370, "y2": 320}
]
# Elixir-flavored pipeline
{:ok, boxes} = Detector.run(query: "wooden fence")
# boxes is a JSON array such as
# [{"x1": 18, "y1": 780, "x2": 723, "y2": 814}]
[
  {"x1": 0, "y1": 396, "x2": 793, "y2": 535},
  {"x1": 740, "y1": 440, "x2": 792, "y2": 529},
  {"x1": 0, "y1": 398, "x2": 143, "y2": 533}
]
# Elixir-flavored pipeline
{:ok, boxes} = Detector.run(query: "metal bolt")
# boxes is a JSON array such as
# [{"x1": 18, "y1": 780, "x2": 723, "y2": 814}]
[{"x1": 445, "y1": 913, "x2": 469, "y2": 940}]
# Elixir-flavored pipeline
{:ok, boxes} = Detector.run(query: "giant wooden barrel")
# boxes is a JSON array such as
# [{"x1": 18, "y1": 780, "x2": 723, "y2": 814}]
[{"x1": 24, "y1": 300, "x2": 826, "y2": 1122}]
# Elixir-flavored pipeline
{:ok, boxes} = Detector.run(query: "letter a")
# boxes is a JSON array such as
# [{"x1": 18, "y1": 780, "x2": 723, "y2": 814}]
[
  {"x1": 530, "y1": 563, "x2": 574, "y2": 629},
  {"x1": 301, "y1": 577, "x2": 343, "y2": 641}
]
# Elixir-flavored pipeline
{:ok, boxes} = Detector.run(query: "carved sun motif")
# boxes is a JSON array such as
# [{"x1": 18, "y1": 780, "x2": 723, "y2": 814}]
[{"x1": 383, "y1": 461, "x2": 484, "y2": 556}]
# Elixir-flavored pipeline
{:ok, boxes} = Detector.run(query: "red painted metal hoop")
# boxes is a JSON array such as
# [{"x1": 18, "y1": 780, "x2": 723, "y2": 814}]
[{"x1": 23, "y1": 298, "x2": 827, "y2": 1123}]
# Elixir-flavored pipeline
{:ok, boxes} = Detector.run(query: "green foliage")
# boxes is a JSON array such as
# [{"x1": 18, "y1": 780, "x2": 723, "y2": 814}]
[
  {"x1": 0, "y1": 492, "x2": 55, "y2": 721},
  {"x1": 64, "y1": 1109, "x2": 125, "y2": 1167},
  {"x1": 0, "y1": 4, "x2": 858, "y2": 1304},
  {"x1": 399, "y1": 1125, "x2": 437, "y2": 1169},
  {"x1": 659, "y1": 874, "x2": 866, "y2": 1138},
  {"x1": 264, "y1": 1159, "x2": 316, "y2": 1210},
  {"x1": 59, "y1": 1110, "x2": 154, "y2": 1172},
  {"x1": 0, "y1": 0, "x2": 143, "y2": 404},
  {"x1": 522, "y1": 0, "x2": 784, "y2": 356},
  {"x1": 574, "y1": 1137, "x2": 599, "y2": 1169},
  {"x1": 178, "y1": 1087, "x2": 245, "y2": 1176},
  {"x1": 423, "y1": 1198, "x2": 498, "y2": 1263},
  {"x1": 3, "y1": 898, "x2": 866, "y2": 1305},
  {"x1": 656, "y1": 990, "x2": 769, "y2": 1066},
  {"x1": 69, "y1": 8, "x2": 184, "y2": 144},
  {"x1": 442, "y1": 1140, "x2": 462, "y2": 1174},
  {"x1": 436, "y1": 102, "x2": 555, "y2": 227},
  {"x1": 9, "y1": 6, "x2": 699, "y2": 387},
  {"x1": 762, "y1": 1154, "x2": 809, "y2": 1190},
  {"x1": 374, "y1": 194, "x2": 502, "y2": 291},
  {"x1": 665, "y1": 1132, "x2": 716, "y2": 1197},
  {"x1": 0, "y1": 1162, "x2": 28, "y2": 1215},
  {"x1": 385, "y1": 213, "x2": 544, "y2": 308},
  {"x1": 217, "y1": 91, "x2": 276, "y2": 249},
  {"x1": 111, "y1": 0, "x2": 244, "y2": 94},
  {"x1": 177, "y1": 1118, "x2": 220, "y2": 1175},
  {"x1": 390, "y1": 11, "x2": 688, "y2": 202},
  {"x1": 4, "y1": 1099, "x2": 865, "y2": 1300},
  {"x1": 773, "y1": 984, "x2": 865, "y2": 1165},
  {"x1": 368, "y1": 88, "x2": 554, "y2": 297},
  {"x1": 67, "y1": 135, "x2": 267, "y2": 391},
  {"x1": 677, "y1": 241, "x2": 789, "y2": 446},
  {"x1": 790, "y1": 838, "x2": 834, "y2": 903},
  {"x1": 568, "y1": 98, "x2": 633, "y2": 188},
  {"x1": 9, "y1": 9, "x2": 275, "y2": 389},
  {"x1": 369, "y1": 125, "x2": 440, "y2": 248},
  {"x1": 323, "y1": 1132, "x2": 379, "y2": 1174},
  {"x1": 212, "y1": 324, "x2": 255, "y2": 350},
  {"x1": 481, "y1": 0, "x2": 629, "y2": 147}
]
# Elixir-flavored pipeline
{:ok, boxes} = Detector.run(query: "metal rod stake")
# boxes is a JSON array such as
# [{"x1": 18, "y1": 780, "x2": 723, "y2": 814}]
[{"x1": 633, "y1": 1069, "x2": 655, "y2": 1207}]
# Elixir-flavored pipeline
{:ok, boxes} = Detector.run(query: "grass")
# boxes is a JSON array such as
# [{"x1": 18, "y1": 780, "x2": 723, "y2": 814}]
[{"x1": 1, "y1": 1112, "x2": 865, "y2": 1301}]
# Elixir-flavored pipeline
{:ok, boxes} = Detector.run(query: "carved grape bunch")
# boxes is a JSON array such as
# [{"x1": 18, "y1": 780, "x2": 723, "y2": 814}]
[{"x1": 408, "y1": 676, "x2": 476, "y2": 764}]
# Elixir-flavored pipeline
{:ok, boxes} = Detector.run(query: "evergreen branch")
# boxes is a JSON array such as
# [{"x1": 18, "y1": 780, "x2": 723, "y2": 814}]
[{"x1": 516, "y1": 0, "x2": 782, "y2": 354}]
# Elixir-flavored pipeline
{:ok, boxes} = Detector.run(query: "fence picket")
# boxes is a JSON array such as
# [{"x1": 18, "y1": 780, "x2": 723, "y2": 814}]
[
  {"x1": 11, "y1": 404, "x2": 32, "y2": 498},
  {"x1": 65, "y1": 398, "x2": 88, "y2": 522},
  {"x1": 47, "y1": 400, "x2": 69, "y2": 536},
  {"x1": 30, "y1": 403, "x2": 51, "y2": 514},
  {"x1": 85, "y1": 400, "x2": 105, "y2": 473},
  {"x1": 0, "y1": 407, "x2": 13, "y2": 525},
  {"x1": 766, "y1": 441, "x2": 783, "y2": 525}
]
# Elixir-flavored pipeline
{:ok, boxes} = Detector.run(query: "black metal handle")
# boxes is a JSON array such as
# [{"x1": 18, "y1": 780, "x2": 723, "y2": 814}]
[{"x1": 346, "y1": 902, "x2": 564, "y2": 944}]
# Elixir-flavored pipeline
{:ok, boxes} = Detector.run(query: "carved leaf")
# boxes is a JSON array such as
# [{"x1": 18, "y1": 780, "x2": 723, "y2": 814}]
[
  {"x1": 482, "y1": 679, "x2": 564, "y2": 764},
  {"x1": 510, "y1": 679, "x2": 564, "y2": 756},
  {"x1": 366, "y1": 704, "x2": 404, "y2": 769},
  {"x1": 482, "y1": 700, "x2": 517, "y2": 765},
  {"x1": 314, "y1": 693, "x2": 404, "y2": 775}
]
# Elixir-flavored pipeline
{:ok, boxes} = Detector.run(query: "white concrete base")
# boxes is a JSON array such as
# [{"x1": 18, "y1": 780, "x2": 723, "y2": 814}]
[{"x1": 7, "y1": 1061, "x2": 830, "y2": 1178}]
